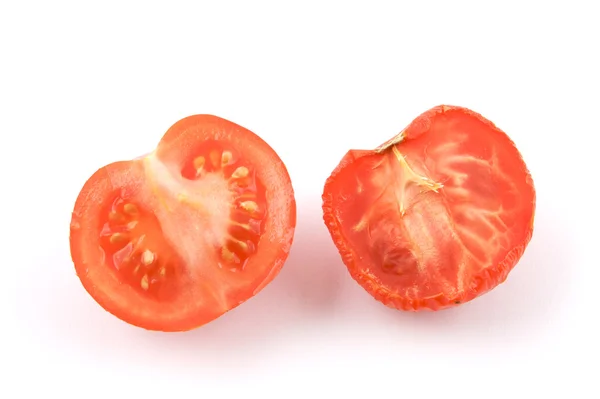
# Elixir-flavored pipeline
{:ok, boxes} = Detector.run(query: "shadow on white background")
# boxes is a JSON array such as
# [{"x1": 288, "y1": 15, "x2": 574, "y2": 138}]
[{"x1": 15, "y1": 194, "x2": 569, "y2": 375}]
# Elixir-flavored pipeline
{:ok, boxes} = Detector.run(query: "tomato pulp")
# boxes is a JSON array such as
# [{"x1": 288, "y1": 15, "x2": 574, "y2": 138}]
[
  {"x1": 322, "y1": 105, "x2": 535, "y2": 311},
  {"x1": 70, "y1": 115, "x2": 296, "y2": 331}
]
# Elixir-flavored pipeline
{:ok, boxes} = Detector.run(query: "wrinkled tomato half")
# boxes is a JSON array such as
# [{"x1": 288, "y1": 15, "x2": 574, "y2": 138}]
[
  {"x1": 70, "y1": 115, "x2": 296, "y2": 331},
  {"x1": 322, "y1": 105, "x2": 535, "y2": 311}
]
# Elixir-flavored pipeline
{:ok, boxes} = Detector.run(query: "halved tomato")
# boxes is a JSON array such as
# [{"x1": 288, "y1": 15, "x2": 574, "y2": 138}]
[
  {"x1": 322, "y1": 105, "x2": 536, "y2": 311},
  {"x1": 70, "y1": 115, "x2": 296, "y2": 331}
]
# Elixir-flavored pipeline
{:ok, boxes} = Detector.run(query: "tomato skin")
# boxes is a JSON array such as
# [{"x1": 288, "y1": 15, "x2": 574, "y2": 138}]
[
  {"x1": 70, "y1": 115, "x2": 296, "y2": 331},
  {"x1": 322, "y1": 105, "x2": 536, "y2": 311}
]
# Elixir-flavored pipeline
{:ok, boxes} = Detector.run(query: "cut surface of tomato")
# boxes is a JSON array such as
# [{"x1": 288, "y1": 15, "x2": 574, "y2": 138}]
[
  {"x1": 70, "y1": 115, "x2": 296, "y2": 331},
  {"x1": 322, "y1": 105, "x2": 535, "y2": 311}
]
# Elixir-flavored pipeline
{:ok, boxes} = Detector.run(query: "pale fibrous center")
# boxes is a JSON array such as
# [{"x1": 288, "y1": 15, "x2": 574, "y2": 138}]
[
  {"x1": 354, "y1": 144, "x2": 443, "y2": 232},
  {"x1": 142, "y1": 147, "x2": 266, "y2": 275}
]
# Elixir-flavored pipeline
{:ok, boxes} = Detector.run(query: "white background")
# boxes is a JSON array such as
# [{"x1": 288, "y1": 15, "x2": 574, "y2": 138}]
[{"x1": 2, "y1": 1, "x2": 599, "y2": 397}]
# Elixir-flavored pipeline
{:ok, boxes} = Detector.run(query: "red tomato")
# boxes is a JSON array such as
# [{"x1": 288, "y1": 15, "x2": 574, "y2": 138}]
[
  {"x1": 322, "y1": 105, "x2": 536, "y2": 311},
  {"x1": 70, "y1": 115, "x2": 296, "y2": 331}
]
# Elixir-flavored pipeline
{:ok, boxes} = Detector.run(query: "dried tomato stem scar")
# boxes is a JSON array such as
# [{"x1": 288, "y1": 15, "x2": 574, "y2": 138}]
[
  {"x1": 69, "y1": 114, "x2": 296, "y2": 332},
  {"x1": 322, "y1": 105, "x2": 535, "y2": 312}
]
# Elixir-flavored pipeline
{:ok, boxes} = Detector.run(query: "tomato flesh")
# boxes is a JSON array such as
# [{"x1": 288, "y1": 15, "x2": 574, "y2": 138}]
[
  {"x1": 70, "y1": 115, "x2": 296, "y2": 331},
  {"x1": 322, "y1": 105, "x2": 535, "y2": 311}
]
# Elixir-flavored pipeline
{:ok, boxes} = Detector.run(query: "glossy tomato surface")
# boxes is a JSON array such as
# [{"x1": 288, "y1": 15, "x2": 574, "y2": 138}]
[
  {"x1": 322, "y1": 105, "x2": 535, "y2": 311},
  {"x1": 70, "y1": 115, "x2": 296, "y2": 331}
]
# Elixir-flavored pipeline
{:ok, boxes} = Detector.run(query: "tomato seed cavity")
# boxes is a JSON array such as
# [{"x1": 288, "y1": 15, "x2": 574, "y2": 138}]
[{"x1": 100, "y1": 197, "x2": 178, "y2": 300}]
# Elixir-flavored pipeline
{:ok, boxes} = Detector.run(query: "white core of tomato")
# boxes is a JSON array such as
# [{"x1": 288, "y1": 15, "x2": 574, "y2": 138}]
[{"x1": 142, "y1": 152, "x2": 233, "y2": 272}]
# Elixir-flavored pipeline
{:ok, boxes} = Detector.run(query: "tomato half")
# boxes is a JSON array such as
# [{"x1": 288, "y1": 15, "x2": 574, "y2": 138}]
[
  {"x1": 322, "y1": 105, "x2": 536, "y2": 311},
  {"x1": 70, "y1": 115, "x2": 296, "y2": 331}
]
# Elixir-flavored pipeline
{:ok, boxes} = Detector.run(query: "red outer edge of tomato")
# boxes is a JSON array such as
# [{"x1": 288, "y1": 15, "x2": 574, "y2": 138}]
[{"x1": 322, "y1": 104, "x2": 536, "y2": 311}]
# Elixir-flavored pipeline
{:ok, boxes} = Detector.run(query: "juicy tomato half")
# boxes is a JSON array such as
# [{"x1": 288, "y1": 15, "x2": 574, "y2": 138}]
[
  {"x1": 70, "y1": 115, "x2": 296, "y2": 331},
  {"x1": 322, "y1": 105, "x2": 536, "y2": 311}
]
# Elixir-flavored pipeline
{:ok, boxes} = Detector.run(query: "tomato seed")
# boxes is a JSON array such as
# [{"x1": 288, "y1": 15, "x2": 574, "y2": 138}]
[
  {"x1": 221, "y1": 151, "x2": 232, "y2": 165},
  {"x1": 123, "y1": 203, "x2": 138, "y2": 215},
  {"x1": 109, "y1": 211, "x2": 125, "y2": 222},
  {"x1": 109, "y1": 232, "x2": 127, "y2": 244},
  {"x1": 231, "y1": 166, "x2": 249, "y2": 179},
  {"x1": 141, "y1": 249, "x2": 155, "y2": 266},
  {"x1": 193, "y1": 156, "x2": 205, "y2": 170},
  {"x1": 221, "y1": 247, "x2": 235, "y2": 262},
  {"x1": 240, "y1": 201, "x2": 258, "y2": 213}
]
